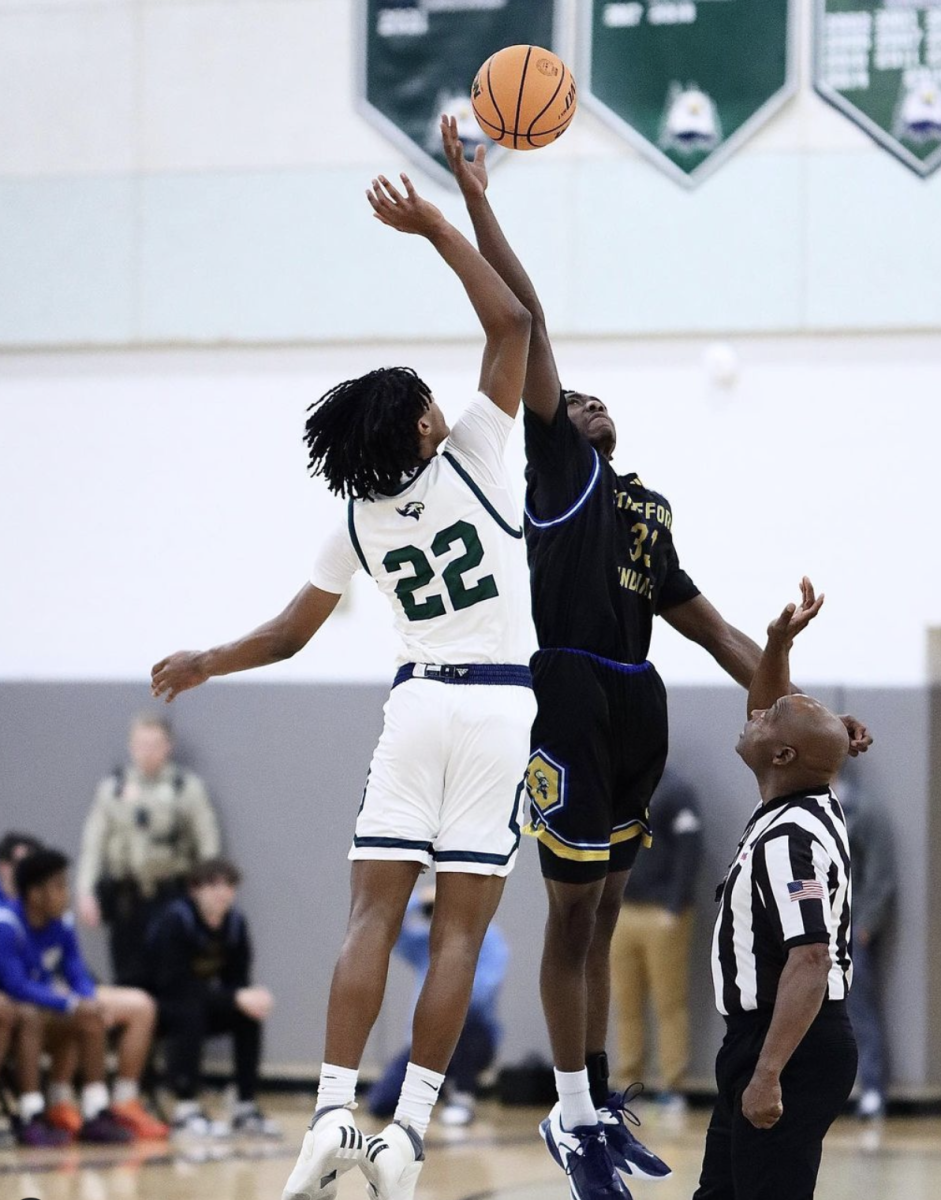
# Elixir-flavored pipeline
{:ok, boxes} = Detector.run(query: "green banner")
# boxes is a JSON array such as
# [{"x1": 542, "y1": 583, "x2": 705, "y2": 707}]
[
  {"x1": 360, "y1": 1, "x2": 558, "y2": 184},
  {"x1": 815, "y1": 1, "x2": 941, "y2": 177},
  {"x1": 582, "y1": 1, "x2": 797, "y2": 186}
]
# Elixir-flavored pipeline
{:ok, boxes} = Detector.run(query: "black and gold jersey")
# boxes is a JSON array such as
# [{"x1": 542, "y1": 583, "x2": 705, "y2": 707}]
[{"x1": 523, "y1": 396, "x2": 699, "y2": 663}]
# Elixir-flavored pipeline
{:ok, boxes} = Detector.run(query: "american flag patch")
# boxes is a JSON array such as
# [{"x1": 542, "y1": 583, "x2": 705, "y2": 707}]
[{"x1": 787, "y1": 880, "x2": 825, "y2": 902}]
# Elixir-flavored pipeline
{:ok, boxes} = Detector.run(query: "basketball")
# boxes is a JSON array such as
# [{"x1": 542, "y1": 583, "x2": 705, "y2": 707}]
[{"x1": 471, "y1": 44, "x2": 577, "y2": 151}]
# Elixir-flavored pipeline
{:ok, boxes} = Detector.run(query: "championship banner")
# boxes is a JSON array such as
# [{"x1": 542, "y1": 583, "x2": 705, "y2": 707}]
[
  {"x1": 581, "y1": 1, "x2": 797, "y2": 186},
  {"x1": 815, "y1": 1, "x2": 941, "y2": 178},
  {"x1": 359, "y1": 1, "x2": 558, "y2": 185}
]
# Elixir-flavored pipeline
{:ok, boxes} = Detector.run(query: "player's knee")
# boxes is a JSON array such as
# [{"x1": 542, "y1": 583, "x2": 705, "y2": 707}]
[
  {"x1": 545, "y1": 889, "x2": 600, "y2": 948},
  {"x1": 593, "y1": 891, "x2": 623, "y2": 941},
  {"x1": 344, "y1": 902, "x2": 403, "y2": 954}
]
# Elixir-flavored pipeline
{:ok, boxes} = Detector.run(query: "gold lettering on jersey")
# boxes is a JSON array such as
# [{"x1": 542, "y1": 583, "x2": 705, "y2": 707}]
[
  {"x1": 614, "y1": 490, "x2": 673, "y2": 530},
  {"x1": 618, "y1": 565, "x2": 654, "y2": 600}
]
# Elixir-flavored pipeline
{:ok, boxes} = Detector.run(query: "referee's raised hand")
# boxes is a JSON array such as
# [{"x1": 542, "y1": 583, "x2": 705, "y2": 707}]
[{"x1": 767, "y1": 576, "x2": 824, "y2": 646}]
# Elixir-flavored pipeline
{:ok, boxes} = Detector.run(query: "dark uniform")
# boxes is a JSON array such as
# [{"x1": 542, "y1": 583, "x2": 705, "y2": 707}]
[
  {"x1": 697, "y1": 786, "x2": 856, "y2": 1200},
  {"x1": 147, "y1": 896, "x2": 261, "y2": 1104},
  {"x1": 523, "y1": 396, "x2": 700, "y2": 883}
]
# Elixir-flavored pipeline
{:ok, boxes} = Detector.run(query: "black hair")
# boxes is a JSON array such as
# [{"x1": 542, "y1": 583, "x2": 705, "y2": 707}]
[
  {"x1": 15, "y1": 848, "x2": 69, "y2": 898},
  {"x1": 303, "y1": 367, "x2": 434, "y2": 499},
  {"x1": 0, "y1": 831, "x2": 43, "y2": 865},
  {"x1": 188, "y1": 856, "x2": 242, "y2": 889}
]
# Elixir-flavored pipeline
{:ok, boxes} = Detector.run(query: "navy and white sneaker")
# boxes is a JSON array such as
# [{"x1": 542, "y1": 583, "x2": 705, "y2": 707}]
[
  {"x1": 282, "y1": 1105, "x2": 366, "y2": 1200},
  {"x1": 599, "y1": 1087, "x2": 672, "y2": 1182},
  {"x1": 360, "y1": 1121, "x2": 425, "y2": 1200},
  {"x1": 539, "y1": 1102, "x2": 633, "y2": 1200}
]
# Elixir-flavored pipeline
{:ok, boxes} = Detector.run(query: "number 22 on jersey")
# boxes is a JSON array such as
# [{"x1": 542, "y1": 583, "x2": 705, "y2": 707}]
[{"x1": 382, "y1": 519, "x2": 498, "y2": 622}]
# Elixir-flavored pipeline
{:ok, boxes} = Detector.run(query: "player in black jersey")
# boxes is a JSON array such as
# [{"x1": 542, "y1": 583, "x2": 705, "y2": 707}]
[{"x1": 442, "y1": 118, "x2": 871, "y2": 1196}]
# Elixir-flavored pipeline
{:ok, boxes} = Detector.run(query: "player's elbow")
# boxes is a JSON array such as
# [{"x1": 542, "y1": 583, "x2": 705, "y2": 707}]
[{"x1": 498, "y1": 302, "x2": 532, "y2": 338}]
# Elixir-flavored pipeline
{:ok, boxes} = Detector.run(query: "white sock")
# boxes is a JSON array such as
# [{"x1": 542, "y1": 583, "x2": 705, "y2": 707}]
[
  {"x1": 48, "y1": 1082, "x2": 76, "y2": 1107},
  {"x1": 112, "y1": 1078, "x2": 138, "y2": 1105},
  {"x1": 174, "y1": 1099, "x2": 201, "y2": 1122},
  {"x1": 81, "y1": 1081, "x2": 110, "y2": 1121},
  {"x1": 393, "y1": 1061, "x2": 445, "y2": 1137},
  {"x1": 554, "y1": 1068, "x2": 597, "y2": 1130},
  {"x1": 316, "y1": 1062, "x2": 358, "y2": 1111},
  {"x1": 20, "y1": 1092, "x2": 45, "y2": 1123}
]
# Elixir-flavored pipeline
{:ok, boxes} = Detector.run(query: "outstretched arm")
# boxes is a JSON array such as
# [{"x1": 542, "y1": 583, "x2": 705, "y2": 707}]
[
  {"x1": 367, "y1": 172, "x2": 530, "y2": 418},
  {"x1": 746, "y1": 579, "x2": 824, "y2": 715},
  {"x1": 151, "y1": 583, "x2": 340, "y2": 702},
  {"x1": 663, "y1": 582, "x2": 872, "y2": 754},
  {"x1": 441, "y1": 117, "x2": 560, "y2": 424}
]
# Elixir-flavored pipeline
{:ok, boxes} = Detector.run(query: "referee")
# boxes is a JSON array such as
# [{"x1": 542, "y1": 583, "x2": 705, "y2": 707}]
[{"x1": 695, "y1": 580, "x2": 858, "y2": 1200}]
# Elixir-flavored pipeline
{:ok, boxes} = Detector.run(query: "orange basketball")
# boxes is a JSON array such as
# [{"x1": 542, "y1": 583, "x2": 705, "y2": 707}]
[{"x1": 471, "y1": 45, "x2": 577, "y2": 151}]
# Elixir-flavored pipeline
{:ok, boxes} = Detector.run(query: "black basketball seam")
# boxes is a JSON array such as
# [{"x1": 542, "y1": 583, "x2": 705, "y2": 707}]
[
  {"x1": 526, "y1": 61, "x2": 569, "y2": 146},
  {"x1": 486, "y1": 59, "x2": 506, "y2": 141},
  {"x1": 529, "y1": 108, "x2": 576, "y2": 140},
  {"x1": 513, "y1": 45, "x2": 534, "y2": 151},
  {"x1": 472, "y1": 106, "x2": 505, "y2": 136},
  {"x1": 475, "y1": 104, "x2": 574, "y2": 144}
]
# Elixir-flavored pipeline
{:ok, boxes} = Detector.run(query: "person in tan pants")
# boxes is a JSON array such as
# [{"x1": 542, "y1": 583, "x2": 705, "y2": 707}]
[{"x1": 610, "y1": 772, "x2": 702, "y2": 1110}]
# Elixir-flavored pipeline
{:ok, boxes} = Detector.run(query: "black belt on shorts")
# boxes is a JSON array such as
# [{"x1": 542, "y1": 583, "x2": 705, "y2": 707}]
[{"x1": 393, "y1": 662, "x2": 533, "y2": 689}]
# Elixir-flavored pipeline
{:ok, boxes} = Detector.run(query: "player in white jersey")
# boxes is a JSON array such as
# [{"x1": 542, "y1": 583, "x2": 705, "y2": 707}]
[{"x1": 151, "y1": 170, "x2": 532, "y2": 1200}]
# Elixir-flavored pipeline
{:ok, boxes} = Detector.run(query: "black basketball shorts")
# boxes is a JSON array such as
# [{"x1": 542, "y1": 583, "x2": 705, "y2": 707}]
[{"x1": 524, "y1": 648, "x2": 669, "y2": 884}]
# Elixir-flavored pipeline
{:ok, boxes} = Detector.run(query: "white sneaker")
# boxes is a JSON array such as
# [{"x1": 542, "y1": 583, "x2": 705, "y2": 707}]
[
  {"x1": 361, "y1": 1121, "x2": 425, "y2": 1200},
  {"x1": 282, "y1": 1106, "x2": 366, "y2": 1200}
]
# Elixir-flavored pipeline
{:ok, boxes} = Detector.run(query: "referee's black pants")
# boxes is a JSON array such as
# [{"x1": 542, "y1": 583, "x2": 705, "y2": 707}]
[{"x1": 694, "y1": 1000, "x2": 857, "y2": 1200}]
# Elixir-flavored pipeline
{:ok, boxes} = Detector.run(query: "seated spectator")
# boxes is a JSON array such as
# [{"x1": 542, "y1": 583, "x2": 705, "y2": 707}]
[
  {"x1": 0, "y1": 848, "x2": 168, "y2": 1143},
  {"x1": 0, "y1": 834, "x2": 46, "y2": 1144},
  {"x1": 0, "y1": 832, "x2": 43, "y2": 905},
  {"x1": 147, "y1": 858, "x2": 278, "y2": 1138},
  {"x1": 367, "y1": 886, "x2": 508, "y2": 1127}
]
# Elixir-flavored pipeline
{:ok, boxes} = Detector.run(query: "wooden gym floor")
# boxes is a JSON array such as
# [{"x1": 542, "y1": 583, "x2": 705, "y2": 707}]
[{"x1": 4, "y1": 1097, "x2": 940, "y2": 1200}]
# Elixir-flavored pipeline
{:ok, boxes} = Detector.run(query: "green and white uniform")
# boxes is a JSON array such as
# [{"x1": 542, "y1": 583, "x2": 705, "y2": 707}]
[{"x1": 311, "y1": 394, "x2": 535, "y2": 876}]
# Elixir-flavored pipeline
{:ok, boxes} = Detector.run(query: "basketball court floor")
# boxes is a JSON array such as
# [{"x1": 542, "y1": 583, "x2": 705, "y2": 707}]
[{"x1": 4, "y1": 1098, "x2": 939, "y2": 1200}]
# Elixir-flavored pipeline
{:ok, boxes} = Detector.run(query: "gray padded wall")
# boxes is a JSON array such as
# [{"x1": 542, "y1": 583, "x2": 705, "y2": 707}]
[{"x1": 0, "y1": 681, "x2": 935, "y2": 1090}]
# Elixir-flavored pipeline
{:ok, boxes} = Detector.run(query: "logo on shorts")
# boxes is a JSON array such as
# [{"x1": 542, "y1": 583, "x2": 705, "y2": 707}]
[
  {"x1": 396, "y1": 501, "x2": 425, "y2": 520},
  {"x1": 525, "y1": 751, "x2": 566, "y2": 822}
]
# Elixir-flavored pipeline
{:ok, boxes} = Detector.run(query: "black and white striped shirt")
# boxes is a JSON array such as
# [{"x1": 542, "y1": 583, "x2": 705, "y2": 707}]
[{"x1": 711, "y1": 787, "x2": 853, "y2": 1016}]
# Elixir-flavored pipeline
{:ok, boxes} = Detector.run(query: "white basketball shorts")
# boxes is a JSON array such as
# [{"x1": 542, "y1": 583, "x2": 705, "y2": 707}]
[{"x1": 349, "y1": 670, "x2": 536, "y2": 877}]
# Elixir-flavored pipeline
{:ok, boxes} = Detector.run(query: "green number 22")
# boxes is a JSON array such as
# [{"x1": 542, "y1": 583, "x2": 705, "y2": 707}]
[{"x1": 382, "y1": 519, "x2": 498, "y2": 622}]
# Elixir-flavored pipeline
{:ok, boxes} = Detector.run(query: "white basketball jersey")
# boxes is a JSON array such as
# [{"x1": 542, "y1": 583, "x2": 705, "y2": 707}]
[{"x1": 311, "y1": 395, "x2": 534, "y2": 668}]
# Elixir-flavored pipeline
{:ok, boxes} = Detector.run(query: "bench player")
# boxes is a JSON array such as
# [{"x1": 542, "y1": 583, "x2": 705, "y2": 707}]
[
  {"x1": 152, "y1": 172, "x2": 535, "y2": 1200},
  {"x1": 442, "y1": 116, "x2": 871, "y2": 1198}
]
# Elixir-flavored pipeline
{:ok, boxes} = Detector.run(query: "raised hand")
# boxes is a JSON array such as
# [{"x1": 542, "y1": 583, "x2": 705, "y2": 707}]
[
  {"x1": 441, "y1": 114, "x2": 488, "y2": 201},
  {"x1": 767, "y1": 577, "x2": 824, "y2": 646},
  {"x1": 366, "y1": 173, "x2": 446, "y2": 238},
  {"x1": 151, "y1": 651, "x2": 209, "y2": 703}
]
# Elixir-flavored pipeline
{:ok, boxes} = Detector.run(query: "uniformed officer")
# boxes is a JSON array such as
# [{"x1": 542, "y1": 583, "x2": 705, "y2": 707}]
[{"x1": 76, "y1": 714, "x2": 220, "y2": 986}]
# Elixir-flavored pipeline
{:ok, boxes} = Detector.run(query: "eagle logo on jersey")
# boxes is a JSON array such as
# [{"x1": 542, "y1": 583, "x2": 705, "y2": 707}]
[{"x1": 396, "y1": 501, "x2": 425, "y2": 521}]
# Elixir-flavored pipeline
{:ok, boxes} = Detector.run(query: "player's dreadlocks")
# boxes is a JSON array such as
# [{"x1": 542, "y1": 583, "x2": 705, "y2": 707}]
[{"x1": 303, "y1": 367, "x2": 434, "y2": 499}]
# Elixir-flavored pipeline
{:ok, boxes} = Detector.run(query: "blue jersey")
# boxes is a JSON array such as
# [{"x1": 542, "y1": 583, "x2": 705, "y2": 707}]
[{"x1": 0, "y1": 901, "x2": 96, "y2": 1011}]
